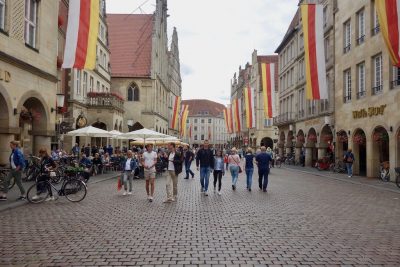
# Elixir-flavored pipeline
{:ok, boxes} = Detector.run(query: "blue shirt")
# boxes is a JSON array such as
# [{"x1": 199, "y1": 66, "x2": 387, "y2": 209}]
[
  {"x1": 256, "y1": 152, "x2": 272, "y2": 170},
  {"x1": 244, "y1": 154, "x2": 254, "y2": 169}
]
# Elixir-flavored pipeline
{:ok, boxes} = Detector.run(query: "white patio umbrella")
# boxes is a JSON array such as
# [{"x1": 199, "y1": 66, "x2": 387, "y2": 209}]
[
  {"x1": 66, "y1": 126, "x2": 112, "y2": 137},
  {"x1": 120, "y1": 128, "x2": 167, "y2": 145}
]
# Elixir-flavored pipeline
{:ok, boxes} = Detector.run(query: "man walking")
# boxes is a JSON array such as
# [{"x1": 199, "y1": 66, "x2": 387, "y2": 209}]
[
  {"x1": 142, "y1": 144, "x2": 157, "y2": 202},
  {"x1": 196, "y1": 140, "x2": 214, "y2": 196},
  {"x1": 256, "y1": 146, "x2": 272, "y2": 192},
  {"x1": 164, "y1": 143, "x2": 183, "y2": 203},
  {"x1": 344, "y1": 148, "x2": 355, "y2": 178},
  {"x1": 0, "y1": 141, "x2": 26, "y2": 201},
  {"x1": 184, "y1": 145, "x2": 195, "y2": 179}
]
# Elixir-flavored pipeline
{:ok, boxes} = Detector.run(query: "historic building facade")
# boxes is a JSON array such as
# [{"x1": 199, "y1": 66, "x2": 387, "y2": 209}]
[
  {"x1": 0, "y1": 0, "x2": 58, "y2": 163},
  {"x1": 181, "y1": 99, "x2": 228, "y2": 148},
  {"x1": 108, "y1": 0, "x2": 182, "y2": 136},
  {"x1": 334, "y1": 0, "x2": 400, "y2": 179},
  {"x1": 275, "y1": 0, "x2": 335, "y2": 167},
  {"x1": 63, "y1": 0, "x2": 124, "y2": 149}
]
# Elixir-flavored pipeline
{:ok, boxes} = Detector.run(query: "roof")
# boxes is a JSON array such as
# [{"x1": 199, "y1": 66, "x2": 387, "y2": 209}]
[
  {"x1": 275, "y1": 9, "x2": 300, "y2": 53},
  {"x1": 181, "y1": 99, "x2": 226, "y2": 117},
  {"x1": 107, "y1": 14, "x2": 154, "y2": 78}
]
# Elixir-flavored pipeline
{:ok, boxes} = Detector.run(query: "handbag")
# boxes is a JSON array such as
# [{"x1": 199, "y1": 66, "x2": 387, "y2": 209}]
[{"x1": 230, "y1": 155, "x2": 242, "y2": 173}]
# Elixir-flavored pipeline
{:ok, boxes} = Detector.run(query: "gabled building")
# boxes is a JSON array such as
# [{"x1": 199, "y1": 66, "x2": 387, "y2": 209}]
[{"x1": 108, "y1": 0, "x2": 182, "y2": 136}]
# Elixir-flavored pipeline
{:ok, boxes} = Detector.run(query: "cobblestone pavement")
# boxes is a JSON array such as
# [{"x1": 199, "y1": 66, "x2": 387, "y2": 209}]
[{"x1": 1, "y1": 167, "x2": 400, "y2": 267}]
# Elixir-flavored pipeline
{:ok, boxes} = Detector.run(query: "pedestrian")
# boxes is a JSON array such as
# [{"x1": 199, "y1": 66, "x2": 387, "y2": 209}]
[
  {"x1": 92, "y1": 153, "x2": 103, "y2": 175},
  {"x1": 196, "y1": 140, "x2": 214, "y2": 196},
  {"x1": 164, "y1": 143, "x2": 183, "y2": 203},
  {"x1": 256, "y1": 146, "x2": 273, "y2": 192},
  {"x1": 107, "y1": 144, "x2": 113, "y2": 156},
  {"x1": 72, "y1": 143, "x2": 80, "y2": 157},
  {"x1": 228, "y1": 147, "x2": 241, "y2": 190},
  {"x1": 0, "y1": 141, "x2": 26, "y2": 201},
  {"x1": 213, "y1": 150, "x2": 225, "y2": 195},
  {"x1": 224, "y1": 153, "x2": 229, "y2": 171},
  {"x1": 32, "y1": 148, "x2": 57, "y2": 201},
  {"x1": 84, "y1": 144, "x2": 90, "y2": 157},
  {"x1": 267, "y1": 147, "x2": 274, "y2": 168},
  {"x1": 183, "y1": 145, "x2": 195, "y2": 179},
  {"x1": 120, "y1": 150, "x2": 137, "y2": 196},
  {"x1": 142, "y1": 144, "x2": 157, "y2": 202},
  {"x1": 244, "y1": 148, "x2": 255, "y2": 191},
  {"x1": 344, "y1": 148, "x2": 355, "y2": 178}
]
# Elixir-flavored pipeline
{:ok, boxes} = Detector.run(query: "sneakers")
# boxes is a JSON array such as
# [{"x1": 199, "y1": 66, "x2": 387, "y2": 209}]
[
  {"x1": 232, "y1": 185, "x2": 236, "y2": 191},
  {"x1": 163, "y1": 199, "x2": 172, "y2": 203},
  {"x1": 122, "y1": 191, "x2": 127, "y2": 196},
  {"x1": 248, "y1": 188, "x2": 252, "y2": 192},
  {"x1": 149, "y1": 196, "x2": 153, "y2": 202},
  {"x1": 0, "y1": 196, "x2": 7, "y2": 201},
  {"x1": 31, "y1": 195, "x2": 42, "y2": 201},
  {"x1": 201, "y1": 187, "x2": 204, "y2": 193},
  {"x1": 263, "y1": 189, "x2": 267, "y2": 193},
  {"x1": 217, "y1": 191, "x2": 221, "y2": 195},
  {"x1": 204, "y1": 191, "x2": 208, "y2": 196},
  {"x1": 191, "y1": 173, "x2": 195, "y2": 178},
  {"x1": 128, "y1": 191, "x2": 132, "y2": 195},
  {"x1": 45, "y1": 196, "x2": 56, "y2": 201}
]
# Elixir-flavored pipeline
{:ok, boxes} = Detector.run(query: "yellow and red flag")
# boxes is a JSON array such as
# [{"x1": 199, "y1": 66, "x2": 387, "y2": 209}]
[
  {"x1": 180, "y1": 105, "x2": 189, "y2": 137},
  {"x1": 170, "y1": 96, "x2": 181, "y2": 130},
  {"x1": 261, "y1": 63, "x2": 276, "y2": 118},
  {"x1": 223, "y1": 108, "x2": 231, "y2": 134},
  {"x1": 63, "y1": 0, "x2": 100, "y2": 69},
  {"x1": 244, "y1": 86, "x2": 256, "y2": 129},
  {"x1": 376, "y1": 0, "x2": 400, "y2": 66},
  {"x1": 189, "y1": 124, "x2": 192, "y2": 140},
  {"x1": 301, "y1": 4, "x2": 328, "y2": 100},
  {"x1": 233, "y1": 98, "x2": 242, "y2": 133}
]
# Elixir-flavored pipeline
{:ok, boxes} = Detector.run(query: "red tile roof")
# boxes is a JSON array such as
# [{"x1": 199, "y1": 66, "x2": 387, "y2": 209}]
[
  {"x1": 107, "y1": 14, "x2": 154, "y2": 78},
  {"x1": 182, "y1": 99, "x2": 226, "y2": 117}
]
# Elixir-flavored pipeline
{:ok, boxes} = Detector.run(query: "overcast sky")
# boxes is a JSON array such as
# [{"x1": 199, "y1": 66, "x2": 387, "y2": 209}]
[{"x1": 106, "y1": 0, "x2": 297, "y2": 105}]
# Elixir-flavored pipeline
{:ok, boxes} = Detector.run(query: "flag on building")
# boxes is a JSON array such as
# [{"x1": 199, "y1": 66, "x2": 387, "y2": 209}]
[
  {"x1": 244, "y1": 86, "x2": 256, "y2": 128},
  {"x1": 180, "y1": 105, "x2": 189, "y2": 137},
  {"x1": 62, "y1": 0, "x2": 100, "y2": 70},
  {"x1": 229, "y1": 105, "x2": 234, "y2": 134},
  {"x1": 261, "y1": 63, "x2": 276, "y2": 119},
  {"x1": 223, "y1": 108, "x2": 231, "y2": 134},
  {"x1": 170, "y1": 96, "x2": 181, "y2": 130},
  {"x1": 301, "y1": 4, "x2": 328, "y2": 100},
  {"x1": 376, "y1": 0, "x2": 400, "y2": 66},
  {"x1": 233, "y1": 98, "x2": 242, "y2": 133}
]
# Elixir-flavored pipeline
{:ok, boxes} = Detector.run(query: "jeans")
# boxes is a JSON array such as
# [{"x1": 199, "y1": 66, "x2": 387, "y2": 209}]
[
  {"x1": 3, "y1": 169, "x2": 25, "y2": 195},
  {"x1": 185, "y1": 161, "x2": 194, "y2": 178},
  {"x1": 167, "y1": 171, "x2": 178, "y2": 199},
  {"x1": 122, "y1": 171, "x2": 133, "y2": 192},
  {"x1": 245, "y1": 168, "x2": 253, "y2": 189},
  {"x1": 230, "y1": 165, "x2": 239, "y2": 186},
  {"x1": 346, "y1": 163, "x2": 353, "y2": 177},
  {"x1": 213, "y1": 170, "x2": 223, "y2": 191},
  {"x1": 200, "y1": 167, "x2": 211, "y2": 192},
  {"x1": 258, "y1": 169, "x2": 269, "y2": 190}
]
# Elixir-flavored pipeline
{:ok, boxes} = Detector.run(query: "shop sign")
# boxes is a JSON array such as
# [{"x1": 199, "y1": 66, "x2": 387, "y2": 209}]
[
  {"x1": 0, "y1": 69, "x2": 11, "y2": 83},
  {"x1": 352, "y1": 105, "x2": 387, "y2": 119}
]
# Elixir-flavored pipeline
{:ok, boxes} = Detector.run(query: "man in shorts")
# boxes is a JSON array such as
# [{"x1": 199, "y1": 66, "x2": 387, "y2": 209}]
[{"x1": 142, "y1": 144, "x2": 157, "y2": 202}]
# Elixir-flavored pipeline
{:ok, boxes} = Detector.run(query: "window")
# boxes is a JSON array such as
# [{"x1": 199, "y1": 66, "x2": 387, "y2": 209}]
[
  {"x1": 298, "y1": 88, "x2": 305, "y2": 117},
  {"x1": 101, "y1": 84, "x2": 105, "y2": 92},
  {"x1": 127, "y1": 83, "x2": 139, "y2": 101},
  {"x1": 357, "y1": 62, "x2": 365, "y2": 99},
  {"x1": 76, "y1": 70, "x2": 81, "y2": 95},
  {"x1": 96, "y1": 81, "x2": 100, "y2": 92},
  {"x1": 208, "y1": 119, "x2": 212, "y2": 123},
  {"x1": 308, "y1": 100, "x2": 316, "y2": 115},
  {"x1": 372, "y1": 2, "x2": 380, "y2": 35},
  {"x1": 343, "y1": 20, "x2": 351, "y2": 53},
  {"x1": 133, "y1": 87, "x2": 139, "y2": 101},
  {"x1": 392, "y1": 66, "x2": 400, "y2": 88},
  {"x1": 83, "y1": 72, "x2": 88, "y2": 96},
  {"x1": 194, "y1": 135, "x2": 198, "y2": 141},
  {"x1": 373, "y1": 54, "x2": 383, "y2": 95},
  {"x1": 24, "y1": 0, "x2": 38, "y2": 48},
  {"x1": 324, "y1": 37, "x2": 329, "y2": 61},
  {"x1": 194, "y1": 126, "x2": 198, "y2": 131},
  {"x1": 89, "y1": 76, "x2": 94, "y2": 92},
  {"x1": 201, "y1": 134, "x2": 205, "y2": 141},
  {"x1": 194, "y1": 119, "x2": 198, "y2": 123},
  {"x1": 127, "y1": 88, "x2": 133, "y2": 101},
  {"x1": 299, "y1": 34, "x2": 304, "y2": 51},
  {"x1": 344, "y1": 69, "x2": 352, "y2": 102},
  {"x1": 357, "y1": 9, "x2": 365, "y2": 45},
  {"x1": 0, "y1": 0, "x2": 5, "y2": 31},
  {"x1": 100, "y1": 24, "x2": 105, "y2": 40},
  {"x1": 299, "y1": 59, "x2": 305, "y2": 80},
  {"x1": 201, "y1": 119, "x2": 204, "y2": 124},
  {"x1": 264, "y1": 119, "x2": 273, "y2": 127}
]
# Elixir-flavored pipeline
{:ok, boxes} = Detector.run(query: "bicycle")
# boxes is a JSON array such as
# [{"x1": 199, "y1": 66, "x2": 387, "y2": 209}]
[
  {"x1": 395, "y1": 167, "x2": 400, "y2": 188},
  {"x1": 379, "y1": 161, "x2": 390, "y2": 182},
  {"x1": 26, "y1": 172, "x2": 87, "y2": 203},
  {"x1": 331, "y1": 160, "x2": 346, "y2": 173},
  {"x1": 0, "y1": 166, "x2": 14, "y2": 191},
  {"x1": 275, "y1": 157, "x2": 282, "y2": 168}
]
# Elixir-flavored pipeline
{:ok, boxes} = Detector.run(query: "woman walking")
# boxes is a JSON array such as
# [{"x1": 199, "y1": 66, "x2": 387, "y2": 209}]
[
  {"x1": 213, "y1": 150, "x2": 225, "y2": 195},
  {"x1": 244, "y1": 148, "x2": 255, "y2": 191},
  {"x1": 228, "y1": 148, "x2": 241, "y2": 190}
]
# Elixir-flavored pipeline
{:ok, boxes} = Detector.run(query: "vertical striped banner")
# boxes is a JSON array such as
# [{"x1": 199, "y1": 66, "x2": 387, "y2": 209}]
[
  {"x1": 229, "y1": 105, "x2": 234, "y2": 134},
  {"x1": 301, "y1": 4, "x2": 328, "y2": 99},
  {"x1": 170, "y1": 96, "x2": 181, "y2": 130},
  {"x1": 180, "y1": 105, "x2": 189, "y2": 137},
  {"x1": 244, "y1": 86, "x2": 256, "y2": 128},
  {"x1": 63, "y1": 0, "x2": 100, "y2": 70},
  {"x1": 261, "y1": 63, "x2": 276, "y2": 118},
  {"x1": 233, "y1": 98, "x2": 242, "y2": 133},
  {"x1": 223, "y1": 108, "x2": 231, "y2": 134},
  {"x1": 376, "y1": 0, "x2": 400, "y2": 66}
]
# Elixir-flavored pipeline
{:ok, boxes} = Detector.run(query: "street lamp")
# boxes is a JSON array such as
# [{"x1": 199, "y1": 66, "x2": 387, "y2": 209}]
[{"x1": 56, "y1": 93, "x2": 65, "y2": 110}]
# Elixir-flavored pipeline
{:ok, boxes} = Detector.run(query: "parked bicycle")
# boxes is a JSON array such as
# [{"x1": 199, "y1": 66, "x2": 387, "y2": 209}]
[
  {"x1": 285, "y1": 154, "x2": 295, "y2": 165},
  {"x1": 26, "y1": 170, "x2": 87, "y2": 203},
  {"x1": 275, "y1": 156, "x2": 282, "y2": 168},
  {"x1": 331, "y1": 160, "x2": 347, "y2": 173},
  {"x1": 380, "y1": 161, "x2": 390, "y2": 182},
  {"x1": 0, "y1": 166, "x2": 14, "y2": 191},
  {"x1": 395, "y1": 167, "x2": 400, "y2": 188}
]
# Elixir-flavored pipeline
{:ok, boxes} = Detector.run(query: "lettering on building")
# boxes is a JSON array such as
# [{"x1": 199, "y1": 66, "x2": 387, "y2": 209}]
[
  {"x1": 0, "y1": 69, "x2": 11, "y2": 83},
  {"x1": 352, "y1": 105, "x2": 387, "y2": 119}
]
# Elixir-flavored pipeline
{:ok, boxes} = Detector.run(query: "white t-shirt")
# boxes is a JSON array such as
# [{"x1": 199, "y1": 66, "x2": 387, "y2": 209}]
[
  {"x1": 125, "y1": 158, "x2": 132, "y2": 171},
  {"x1": 168, "y1": 153, "x2": 175, "y2": 171},
  {"x1": 143, "y1": 151, "x2": 157, "y2": 171}
]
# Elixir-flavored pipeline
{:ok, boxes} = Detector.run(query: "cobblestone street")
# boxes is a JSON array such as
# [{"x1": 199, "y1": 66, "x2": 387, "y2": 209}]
[{"x1": 1, "y1": 167, "x2": 400, "y2": 267}]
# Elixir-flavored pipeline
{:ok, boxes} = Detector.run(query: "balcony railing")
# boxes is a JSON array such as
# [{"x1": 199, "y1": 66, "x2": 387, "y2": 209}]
[
  {"x1": 356, "y1": 35, "x2": 365, "y2": 45},
  {"x1": 273, "y1": 112, "x2": 297, "y2": 126},
  {"x1": 343, "y1": 95, "x2": 351, "y2": 103},
  {"x1": 86, "y1": 92, "x2": 124, "y2": 111},
  {"x1": 343, "y1": 44, "x2": 351, "y2": 54},
  {"x1": 356, "y1": 90, "x2": 366, "y2": 99},
  {"x1": 372, "y1": 85, "x2": 383, "y2": 95},
  {"x1": 372, "y1": 25, "x2": 380, "y2": 36}
]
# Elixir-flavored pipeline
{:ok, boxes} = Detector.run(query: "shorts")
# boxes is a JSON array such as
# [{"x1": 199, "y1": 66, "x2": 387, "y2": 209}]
[{"x1": 144, "y1": 169, "x2": 156, "y2": 180}]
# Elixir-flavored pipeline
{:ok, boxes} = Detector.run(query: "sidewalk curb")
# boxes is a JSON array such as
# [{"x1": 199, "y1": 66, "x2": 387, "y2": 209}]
[
  {"x1": 0, "y1": 174, "x2": 120, "y2": 213},
  {"x1": 282, "y1": 167, "x2": 400, "y2": 194}
]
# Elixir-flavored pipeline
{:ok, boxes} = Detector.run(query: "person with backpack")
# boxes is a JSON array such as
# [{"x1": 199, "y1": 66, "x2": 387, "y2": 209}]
[
  {"x1": 0, "y1": 141, "x2": 26, "y2": 201},
  {"x1": 344, "y1": 149, "x2": 355, "y2": 178}
]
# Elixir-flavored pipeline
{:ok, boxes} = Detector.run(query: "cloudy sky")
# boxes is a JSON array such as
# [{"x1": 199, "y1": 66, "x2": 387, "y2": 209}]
[{"x1": 106, "y1": 0, "x2": 297, "y2": 105}]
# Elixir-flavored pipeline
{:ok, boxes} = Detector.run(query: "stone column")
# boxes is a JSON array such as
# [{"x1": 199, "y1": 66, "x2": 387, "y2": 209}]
[
  {"x1": 317, "y1": 142, "x2": 328, "y2": 159},
  {"x1": 389, "y1": 133, "x2": 396, "y2": 181},
  {"x1": 0, "y1": 134, "x2": 14, "y2": 165},
  {"x1": 295, "y1": 142, "x2": 303, "y2": 163},
  {"x1": 305, "y1": 142, "x2": 314, "y2": 167},
  {"x1": 366, "y1": 138, "x2": 378, "y2": 178}
]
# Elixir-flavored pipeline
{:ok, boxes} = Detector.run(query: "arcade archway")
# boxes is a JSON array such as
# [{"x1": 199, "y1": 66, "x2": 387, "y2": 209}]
[
  {"x1": 336, "y1": 130, "x2": 348, "y2": 159},
  {"x1": 260, "y1": 137, "x2": 273, "y2": 150},
  {"x1": 306, "y1": 128, "x2": 318, "y2": 166},
  {"x1": 372, "y1": 126, "x2": 389, "y2": 178},
  {"x1": 353, "y1": 128, "x2": 367, "y2": 176}
]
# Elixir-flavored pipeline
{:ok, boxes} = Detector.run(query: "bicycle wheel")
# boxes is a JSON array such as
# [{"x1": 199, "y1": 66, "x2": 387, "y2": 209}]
[
  {"x1": 396, "y1": 175, "x2": 400, "y2": 188},
  {"x1": 63, "y1": 179, "x2": 87, "y2": 202},
  {"x1": 27, "y1": 182, "x2": 50, "y2": 204}
]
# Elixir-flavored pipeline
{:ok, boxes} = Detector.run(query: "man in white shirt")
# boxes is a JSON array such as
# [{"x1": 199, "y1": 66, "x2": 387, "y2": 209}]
[{"x1": 142, "y1": 144, "x2": 157, "y2": 202}]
